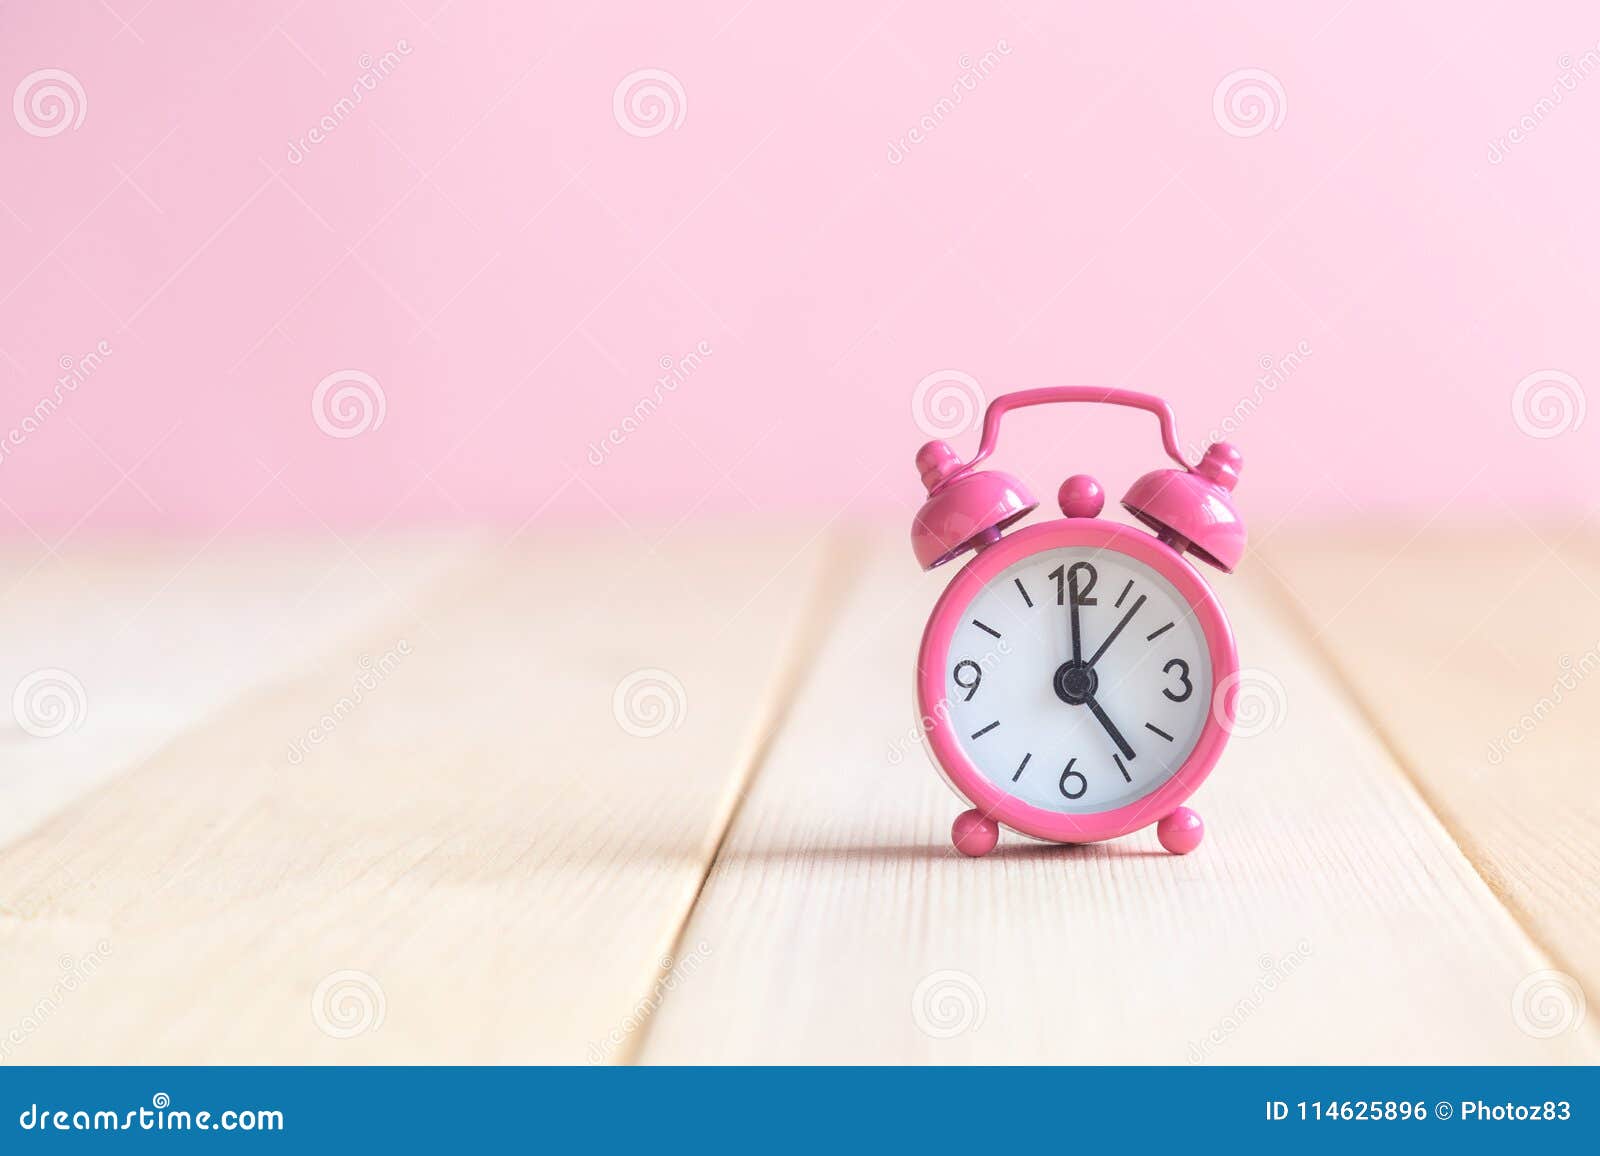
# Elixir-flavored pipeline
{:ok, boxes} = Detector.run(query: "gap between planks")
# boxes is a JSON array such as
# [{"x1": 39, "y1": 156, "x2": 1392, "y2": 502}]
[
  {"x1": 0, "y1": 530, "x2": 847, "y2": 1062},
  {"x1": 634, "y1": 537, "x2": 1598, "y2": 1063},
  {"x1": 1256, "y1": 527, "x2": 1600, "y2": 1028},
  {"x1": 1249, "y1": 552, "x2": 1592, "y2": 991},
  {"x1": 616, "y1": 531, "x2": 866, "y2": 1063}
]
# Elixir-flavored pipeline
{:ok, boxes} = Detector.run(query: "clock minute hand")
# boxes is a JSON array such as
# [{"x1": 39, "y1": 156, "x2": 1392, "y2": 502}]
[
  {"x1": 1068, "y1": 580, "x2": 1084, "y2": 663},
  {"x1": 1086, "y1": 593, "x2": 1145, "y2": 668},
  {"x1": 1085, "y1": 695, "x2": 1136, "y2": 761}
]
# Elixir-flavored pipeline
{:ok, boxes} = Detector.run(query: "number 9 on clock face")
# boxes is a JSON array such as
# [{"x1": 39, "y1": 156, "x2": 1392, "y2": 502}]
[{"x1": 942, "y1": 546, "x2": 1213, "y2": 814}]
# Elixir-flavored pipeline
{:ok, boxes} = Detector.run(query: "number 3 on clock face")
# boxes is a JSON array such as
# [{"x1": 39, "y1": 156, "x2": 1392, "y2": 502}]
[{"x1": 941, "y1": 546, "x2": 1214, "y2": 815}]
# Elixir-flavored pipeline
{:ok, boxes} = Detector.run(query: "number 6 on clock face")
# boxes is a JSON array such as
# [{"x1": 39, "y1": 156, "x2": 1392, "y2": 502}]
[{"x1": 944, "y1": 546, "x2": 1213, "y2": 814}]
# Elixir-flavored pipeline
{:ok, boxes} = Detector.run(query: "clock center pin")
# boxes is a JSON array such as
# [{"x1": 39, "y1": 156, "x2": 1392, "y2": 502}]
[{"x1": 1053, "y1": 661, "x2": 1098, "y2": 706}]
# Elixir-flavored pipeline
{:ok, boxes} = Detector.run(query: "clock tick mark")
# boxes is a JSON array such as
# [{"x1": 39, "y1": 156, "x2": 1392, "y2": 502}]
[
  {"x1": 1145, "y1": 621, "x2": 1174, "y2": 641},
  {"x1": 1113, "y1": 752, "x2": 1132, "y2": 783},
  {"x1": 970, "y1": 720, "x2": 1000, "y2": 740},
  {"x1": 972, "y1": 619, "x2": 1002, "y2": 639},
  {"x1": 1014, "y1": 578, "x2": 1033, "y2": 608},
  {"x1": 1114, "y1": 579, "x2": 1134, "y2": 608},
  {"x1": 1012, "y1": 752, "x2": 1032, "y2": 781},
  {"x1": 1144, "y1": 722, "x2": 1174, "y2": 741}
]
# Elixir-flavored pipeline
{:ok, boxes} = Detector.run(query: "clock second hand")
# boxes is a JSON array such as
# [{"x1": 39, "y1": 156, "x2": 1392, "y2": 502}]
[
  {"x1": 1086, "y1": 593, "x2": 1146, "y2": 668},
  {"x1": 1084, "y1": 694, "x2": 1136, "y2": 761}
]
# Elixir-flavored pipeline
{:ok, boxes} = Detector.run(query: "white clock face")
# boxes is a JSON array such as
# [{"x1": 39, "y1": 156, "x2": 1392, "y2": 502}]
[{"x1": 941, "y1": 546, "x2": 1214, "y2": 814}]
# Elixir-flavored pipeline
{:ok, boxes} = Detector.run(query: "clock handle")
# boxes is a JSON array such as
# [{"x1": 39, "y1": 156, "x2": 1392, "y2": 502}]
[{"x1": 958, "y1": 387, "x2": 1191, "y2": 474}]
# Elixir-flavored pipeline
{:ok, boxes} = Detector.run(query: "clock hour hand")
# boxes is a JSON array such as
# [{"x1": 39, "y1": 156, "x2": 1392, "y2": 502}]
[
  {"x1": 1086, "y1": 594, "x2": 1145, "y2": 668},
  {"x1": 1085, "y1": 695, "x2": 1136, "y2": 761}
]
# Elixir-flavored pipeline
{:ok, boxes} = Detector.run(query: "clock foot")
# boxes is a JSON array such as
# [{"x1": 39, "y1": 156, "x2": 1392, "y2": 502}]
[
  {"x1": 1157, "y1": 807, "x2": 1204, "y2": 855},
  {"x1": 952, "y1": 809, "x2": 999, "y2": 857}
]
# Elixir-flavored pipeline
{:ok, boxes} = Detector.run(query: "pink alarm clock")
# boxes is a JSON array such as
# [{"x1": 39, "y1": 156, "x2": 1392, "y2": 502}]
[{"x1": 911, "y1": 387, "x2": 1245, "y2": 858}]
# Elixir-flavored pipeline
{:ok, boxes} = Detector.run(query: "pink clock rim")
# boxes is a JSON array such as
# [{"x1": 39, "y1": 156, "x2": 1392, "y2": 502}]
[{"x1": 915, "y1": 518, "x2": 1239, "y2": 845}]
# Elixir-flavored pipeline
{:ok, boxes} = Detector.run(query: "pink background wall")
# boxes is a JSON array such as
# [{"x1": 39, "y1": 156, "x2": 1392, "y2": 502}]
[{"x1": 2, "y1": 2, "x2": 1596, "y2": 535}]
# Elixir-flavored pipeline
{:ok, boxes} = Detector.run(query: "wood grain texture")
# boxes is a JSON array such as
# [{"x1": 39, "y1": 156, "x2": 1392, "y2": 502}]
[
  {"x1": 1262, "y1": 524, "x2": 1600, "y2": 1016},
  {"x1": 0, "y1": 530, "x2": 831, "y2": 1063},
  {"x1": 0, "y1": 536, "x2": 479, "y2": 846},
  {"x1": 638, "y1": 539, "x2": 1599, "y2": 1064}
]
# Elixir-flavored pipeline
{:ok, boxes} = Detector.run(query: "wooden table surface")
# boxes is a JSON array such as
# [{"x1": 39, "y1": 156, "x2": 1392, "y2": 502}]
[{"x1": 0, "y1": 525, "x2": 1595, "y2": 1064}]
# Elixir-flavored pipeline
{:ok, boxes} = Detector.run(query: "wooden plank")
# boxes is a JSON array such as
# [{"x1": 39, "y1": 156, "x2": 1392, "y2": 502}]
[
  {"x1": 0, "y1": 529, "x2": 832, "y2": 1063},
  {"x1": 0, "y1": 536, "x2": 479, "y2": 846},
  {"x1": 638, "y1": 538, "x2": 1600, "y2": 1063},
  {"x1": 1262, "y1": 525, "x2": 1600, "y2": 1014}
]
